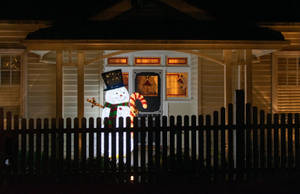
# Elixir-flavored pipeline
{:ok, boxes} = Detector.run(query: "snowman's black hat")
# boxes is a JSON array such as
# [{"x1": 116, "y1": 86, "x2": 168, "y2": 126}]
[{"x1": 102, "y1": 69, "x2": 125, "y2": 91}]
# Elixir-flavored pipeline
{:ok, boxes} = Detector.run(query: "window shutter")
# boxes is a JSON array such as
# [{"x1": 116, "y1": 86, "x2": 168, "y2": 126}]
[{"x1": 276, "y1": 56, "x2": 300, "y2": 113}]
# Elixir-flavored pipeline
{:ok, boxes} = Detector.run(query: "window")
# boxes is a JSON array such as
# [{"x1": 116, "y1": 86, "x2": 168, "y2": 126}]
[
  {"x1": 134, "y1": 57, "x2": 160, "y2": 66},
  {"x1": 136, "y1": 75, "x2": 159, "y2": 96},
  {"x1": 167, "y1": 57, "x2": 188, "y2": 66},
  {"x1": 108, "y1": 57, "x2": 128, "y2": 65},
  {"x1": 0, "y1": 55, "x2": 21, "y2": 86},
  {"x1": 275, "y1": 55, "x2": 300, "y2": 113},
  {"x1": 122, "y1": 72, "x2": 129, "y2": 90},
  {"x1": 166, "y1": 72, "x2": 188, "y2": 98}
]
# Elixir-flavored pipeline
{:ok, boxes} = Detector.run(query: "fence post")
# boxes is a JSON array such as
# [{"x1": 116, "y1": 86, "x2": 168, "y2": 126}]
[
  {"x1": 235, "y1": 90, "x2": 245, "y2": 171},
  {"x1": 0, "y1": 108, "x2": 3, "y2": 130}
]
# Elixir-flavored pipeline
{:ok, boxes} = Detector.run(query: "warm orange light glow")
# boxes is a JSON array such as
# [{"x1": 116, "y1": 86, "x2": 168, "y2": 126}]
[
  {"x1": 122, "y1": 72, "x2": 129, "y2": 90},
  {"x1": 136, "y1": 75, "x2": 158, "y2": 96},
  {"x1": 135, "y1": 57, "x2": 160, "y2": 65},
  {"x1": 167, "y1": 57, "x2": 187, "y2": 65},
  {"x1": 166, "y1": 73, "x2": 188, "y2": 97},
  {"x1": 108, "y1": 57, "x2": 128, "y2": 65}
]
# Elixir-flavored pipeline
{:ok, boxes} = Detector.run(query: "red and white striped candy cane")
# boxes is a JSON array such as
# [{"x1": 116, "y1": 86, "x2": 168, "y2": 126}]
[{"x1": 129, "y1": 92, "x2": 147, "y2": 127}]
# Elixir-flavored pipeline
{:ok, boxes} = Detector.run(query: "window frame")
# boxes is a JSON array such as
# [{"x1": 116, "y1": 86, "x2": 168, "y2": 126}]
[
  {"x1": 272, "y1": 51, "x2": 300, "y2": 113},
  {"x1": 0, "y1": 54, "x2": 21, "y2": 87}
]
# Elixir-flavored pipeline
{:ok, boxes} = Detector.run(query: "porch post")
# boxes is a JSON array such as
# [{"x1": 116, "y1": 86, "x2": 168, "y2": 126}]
[
  {"x1": 56, "y1": 50, "x2": 63, "y2": 118},
  {"x1": 224, "y1": 50, "x2": 233, "y2": 108},
  {"x1": 77, "y1": 51, "x2": 85, "y2": 122},
  {"x1": 245, "y1": 49, "x2": 252, "y2": 103}
]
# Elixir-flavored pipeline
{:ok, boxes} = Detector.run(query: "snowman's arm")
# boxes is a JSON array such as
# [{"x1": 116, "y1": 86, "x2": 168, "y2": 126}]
[{"x1": 102, "y1": 107, "x2": 110, "y2": 119}]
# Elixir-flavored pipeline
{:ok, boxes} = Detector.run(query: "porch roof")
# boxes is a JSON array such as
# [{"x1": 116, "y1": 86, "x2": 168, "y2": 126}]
[{"x1": 24, "y1": 21, "x2": 289, "y2": 50}]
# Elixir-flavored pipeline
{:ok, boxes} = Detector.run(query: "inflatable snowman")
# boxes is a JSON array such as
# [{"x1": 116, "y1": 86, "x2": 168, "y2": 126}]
[{"x1": 101, "y1": 69, "x2": 133, "y2": 157}]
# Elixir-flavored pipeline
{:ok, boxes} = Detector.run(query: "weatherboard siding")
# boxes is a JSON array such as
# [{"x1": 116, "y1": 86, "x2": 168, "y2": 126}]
[
  {"x1": 199, "y1": 50, "x2": 224, "y2": 116},
  {"x1": 27, "y1": 53, "x2": 56, "y2": 118},
  {"x1": 252, "y1": 54, "x2": 272, "y2": 113}
]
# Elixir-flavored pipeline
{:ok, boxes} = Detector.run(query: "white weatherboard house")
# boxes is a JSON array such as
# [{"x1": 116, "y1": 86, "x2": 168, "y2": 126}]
[{"x1": 0, "y1": 0, "x2": 300, "y2": 120}]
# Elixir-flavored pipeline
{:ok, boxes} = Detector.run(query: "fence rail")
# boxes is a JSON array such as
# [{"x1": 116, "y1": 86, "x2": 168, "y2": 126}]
[{"x1": 0, "y1": 90, "x2": 300, "y2": 183}]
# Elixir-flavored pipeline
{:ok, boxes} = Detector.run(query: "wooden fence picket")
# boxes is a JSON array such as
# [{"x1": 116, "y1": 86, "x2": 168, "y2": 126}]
[
  {"x1": 169, "y1": 116, "x2": 175, "y2": 171},
  {"x1": 133, "y1": 117, "x2": 139, "y2": 182},
  {"x1": 227, "y1": 104, "x2": 234, "y2": 181},
  {"x1": 148, "y1": 116, "x2": 154, "y2": 174},
  {"x1": 267, "y1": 114, "x2": 272, "y2": 168},
  {"x1": 81, "y1": 118, "x2": 87, "y2": 174},
  {"x1": 12, "y1": 115, "x2": 19, "y2": 175},
  {"x1": 280, "y1": 114, "x2": 286, "y2": 168},
  {"x1": 260, "y1": 111, "x2": 266, "y2": 169},
  {"x1": 20, "y1": 118, "x2": 26, "y2": 176},
  {"x1": 252, "y1": 107, "x2": 259, "y2": 170},
  {"x1": 58, "y1": 118, "x2": 64, "y2": 178},
  {"x1": 273, "y1": 114, "x2": 280, "y2": 169},
  {"x1": 176, "y1": 115, "x2": 183, "y2": 170},
  {"x1": 125, "y1": 117, "x2": 131, "y2": 177},
  {"x1": 43, "y1": 118, "x2": 49, "y2": 175},
  {"x1": 198, "y1": 115, "x2": 204, "y2": 169},
  {"x1": 118, "y1": 117, "x2": 124, "y2": 181},
  {"x1": 213, "y1": 111, "x2": 219, "y2": 171},
  {"x1": 162, "y1": 116, "x2": 168, "y2": 171},
  {"x1": 220, "y1": 108, "x2": 226, "y2": 170},
  {"x1": 206, "y1": 115, "x2": 211, "y2": 169},
  {"x1": 287, "y1": 114, "x2": 294, "y2": 168},
  {"x1": 36, "y1": 118, "x2": 42, "y2": 175},
  {"x1": 66, "y1": 118, "x2": 72, "y2": 173},
  {"x1": 191, "y1": 115, "x2": 196, "y2": 171},
  {"x1": 155, "y1": 116, "x2": 161, "y2": 173},
  {"x1": 73, "y1": 118, "x2": 79, "y2": 173},
  {"x1": 28, "y1": 119, "x2": 34, "y2": 175},
  {"x1": 245, "y1": 104, "x2": 252, "y2": 169},
  {"x1": 51, "y1": 118, "x2": 57, "y2": 176}
]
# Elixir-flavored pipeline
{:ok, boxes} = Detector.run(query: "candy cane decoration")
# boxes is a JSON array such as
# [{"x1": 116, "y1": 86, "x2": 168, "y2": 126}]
[{"x1": 130, "y1": 92, "x2": 147, "y2": 127}]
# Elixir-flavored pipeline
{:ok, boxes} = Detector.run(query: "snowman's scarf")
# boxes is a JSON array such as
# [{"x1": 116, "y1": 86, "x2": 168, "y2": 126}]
[{"x1": 104, "y1": 102, "x2": 129, "y2": 127}]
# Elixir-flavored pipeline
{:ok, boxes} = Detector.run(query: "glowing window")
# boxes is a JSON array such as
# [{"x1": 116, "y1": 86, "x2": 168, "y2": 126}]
[
  {"x1": 0, "y1": 55, "x2": 21, "y2": 86},
  {"x1": 122, "y1": 72, "x2": 129, "y2": 90},
  {"x1": 135, "y1": 57, "x2": 160, "y2": 66},
  {"x1": 166, "y1": 73, "x2": 188, "y2": 97},
  {"x1": 136, "y1": 75, "x2": 159, "y2": 96},
  {"x1": 167, "y1": 57, "x2": 187, "y2": 66},
  {"x1": 108, "y1": 57, "x2": 128, "y2": 65}
]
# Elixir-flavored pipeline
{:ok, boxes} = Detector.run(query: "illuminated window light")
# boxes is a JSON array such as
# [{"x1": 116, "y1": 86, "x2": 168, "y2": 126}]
[
  {"x1": 167, "y1": 57, "x2": 187, "y2": 65},
  {"x1": 135, "y1": 57, "x2": 160, "y2": 65},
  {"x1": 108, "y1": 57, "x2": 128, "y2": 65},
  {"x1": 166, "y1": 72, "x2": 188, "y2": 97}
]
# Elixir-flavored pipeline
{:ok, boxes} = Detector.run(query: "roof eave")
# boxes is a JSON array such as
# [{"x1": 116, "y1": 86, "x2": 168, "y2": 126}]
[{"x1": 23, "y1": 39, "x2": 290, "y2": 50}]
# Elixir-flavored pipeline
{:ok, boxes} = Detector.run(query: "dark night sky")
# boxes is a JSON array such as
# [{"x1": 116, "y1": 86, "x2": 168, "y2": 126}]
[{"x1": 0, "y1": 0, "x2": 300, "y2": 22}]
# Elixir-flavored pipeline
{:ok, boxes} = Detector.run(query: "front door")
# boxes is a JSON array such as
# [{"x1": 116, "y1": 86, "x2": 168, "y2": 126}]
[{"x1": 133, "y1": 70, "x2": 162, "y2": 116}]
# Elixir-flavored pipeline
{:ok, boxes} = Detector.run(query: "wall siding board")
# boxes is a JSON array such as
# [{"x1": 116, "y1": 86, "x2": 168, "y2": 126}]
[
  {"x1": 27, "y1": 53, "x2": 56, "y2": 118},
  {"x1": 252, "y1": 54, "x2": 272, "y2": 112}
]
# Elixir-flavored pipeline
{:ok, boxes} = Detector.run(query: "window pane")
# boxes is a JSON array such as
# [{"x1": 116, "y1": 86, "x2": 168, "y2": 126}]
[
  {"x1": 135, "y1": 57, "x2": 160, "y2": 66},
  {"x1": 108, "y1": 57, "x2": 128, "y2": 65},
  {"x1": 166, "y1": 72, "x2": 188, "y2": 97},
  {"x1": 122, "y1": 72, "x2": 129, "y2": 90},
  {"x1": 1, "y1": 56, "x2": 11, "y2": 70},
  {"x1": 12, "y1": 71, "x2": 20, "y2": 85},
  {"x1": 136, "y1": 75, "x2": 159, "y2": 96},
  {"x1": 11, "y1": 56, "x2": 21, "y2": 71},
  {"x1": 167, "y1": 57, "x2": 188, "y2": 66},
  {"x1": 1, "y1": 71, "x2": 10, "y2": 85}
]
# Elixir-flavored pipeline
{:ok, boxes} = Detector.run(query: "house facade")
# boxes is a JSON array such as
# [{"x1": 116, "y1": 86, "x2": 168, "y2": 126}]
[{"x1": 0, "y1": 0, "x2": 299, "y2": 120}]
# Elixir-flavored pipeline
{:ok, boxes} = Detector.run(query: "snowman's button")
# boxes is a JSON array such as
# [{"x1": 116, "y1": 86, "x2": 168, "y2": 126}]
[{"x1": 119, "y1": 107, "x2": 122, "y2": 110}]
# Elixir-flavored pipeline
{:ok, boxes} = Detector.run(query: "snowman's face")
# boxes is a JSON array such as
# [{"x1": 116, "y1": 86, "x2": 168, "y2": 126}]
[{"x1": 105, "y1": 87, "x2": 129, "y2": 104}]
